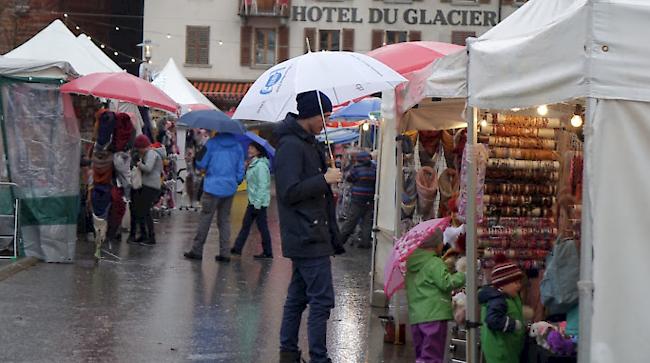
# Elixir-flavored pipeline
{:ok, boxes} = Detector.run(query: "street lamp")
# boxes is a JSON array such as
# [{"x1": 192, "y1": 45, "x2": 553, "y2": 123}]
[{"x1": 137, "y1": 40, "x2": 157, "y2": 81}]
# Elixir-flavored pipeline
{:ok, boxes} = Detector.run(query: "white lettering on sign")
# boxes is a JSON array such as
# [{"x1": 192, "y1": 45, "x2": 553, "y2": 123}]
[{"x1": 291, "y1": 6, "x2": 498, "y2": 27}]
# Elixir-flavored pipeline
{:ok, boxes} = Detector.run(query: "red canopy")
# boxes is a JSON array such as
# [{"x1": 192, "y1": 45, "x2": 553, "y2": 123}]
[
  {"x1": 60, "y1": 72, "x2": 179, "y2": 113},
  {"x1": 367, "y1": 41, "x2": 463, "y2": 75}
]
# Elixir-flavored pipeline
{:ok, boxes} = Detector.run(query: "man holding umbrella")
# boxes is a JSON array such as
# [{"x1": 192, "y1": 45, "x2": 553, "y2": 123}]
[
  {"x1": 274, "y1": 91, "x2": 345, "y2": 363},
  {"x1": 181, "y1": 110, "x2": 246, "y2": 262}
]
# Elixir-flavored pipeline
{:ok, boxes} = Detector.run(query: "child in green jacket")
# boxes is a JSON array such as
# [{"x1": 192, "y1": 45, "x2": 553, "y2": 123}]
[
  {"x1": 478, "y1": 258, "x2": 525, "y2": 363},
  {"x1": 406, "y1": 228, "x2": 466, "y2": 363}
]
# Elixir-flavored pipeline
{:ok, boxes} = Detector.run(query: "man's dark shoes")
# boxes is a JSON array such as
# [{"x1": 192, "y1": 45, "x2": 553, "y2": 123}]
[
  {"x1": 215, "y1": 255, "x2": 231, "y2": 263},
  {"x1": 279, "y1": 350, "x2": 304, "y2": 363},
  {"x1": 230, "y1": 248, "x2": 241, "y2": 256},
  {"x1": 183, "y1": 251, "x2": 202, "y2": 260},
  {"x1": 254, "y1": 253, "x2": 273, "y2": 260}
]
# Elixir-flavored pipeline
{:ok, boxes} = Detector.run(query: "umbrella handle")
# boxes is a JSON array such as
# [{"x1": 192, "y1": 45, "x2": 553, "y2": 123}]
[{"x1": 317, "y1": 93, "x2": 336, "y2": 167}]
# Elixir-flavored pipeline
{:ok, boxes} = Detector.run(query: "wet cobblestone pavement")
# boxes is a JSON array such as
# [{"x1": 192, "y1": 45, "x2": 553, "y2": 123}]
[{"x1": 0, "y1": 193, "x2": 414, "y2": 363}]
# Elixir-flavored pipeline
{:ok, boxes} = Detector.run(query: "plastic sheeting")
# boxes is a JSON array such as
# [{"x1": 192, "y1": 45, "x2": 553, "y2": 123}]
[
  {"x1": 0, "y1": 81, "x2": 80, "y2": 262},
  {"x1": 587, "y1": 99, "x2": 650, "y2": 363},
  {"x1": 0, "y1": 56, "x2": 78, "y2": 79}
]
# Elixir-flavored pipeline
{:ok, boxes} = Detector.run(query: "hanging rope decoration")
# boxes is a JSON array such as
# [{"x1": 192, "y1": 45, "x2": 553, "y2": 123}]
[{"x1": 62, "y1": 17, "x2": 146, "y2": 64}]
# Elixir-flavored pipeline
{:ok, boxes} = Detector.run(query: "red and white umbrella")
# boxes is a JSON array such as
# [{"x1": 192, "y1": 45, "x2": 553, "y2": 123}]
[{"x1": 60, "y1": 72, "x2": 179, "y2": 113}]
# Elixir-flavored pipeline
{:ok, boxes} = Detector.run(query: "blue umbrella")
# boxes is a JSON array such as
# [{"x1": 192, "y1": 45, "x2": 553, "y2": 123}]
[
  {"x1": 236, "y1": 131, "x2": 275, "y2": 170},
  {"x1": 317, "y1": 128, "x2": 359, "y2": 144},
  {"x1": 177, "y1": 109, "x2": 245, "y2": 134},
  {"x1": 330, "y1": 98, "x2": 381, "y2": 121}
]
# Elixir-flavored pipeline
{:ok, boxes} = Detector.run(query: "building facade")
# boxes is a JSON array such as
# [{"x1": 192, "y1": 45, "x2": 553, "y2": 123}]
[
  {"x1": 0, "y1": 0, "x2": 144, "y2": 75},
  {"x1": 144, "y1": 0, "x2": 525, "y2": 109}
]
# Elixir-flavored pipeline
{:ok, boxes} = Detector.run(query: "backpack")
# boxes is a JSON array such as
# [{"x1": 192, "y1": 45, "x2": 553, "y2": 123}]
[{"x1": 540, "y1": 238, "x2": 580, "y2": 314}]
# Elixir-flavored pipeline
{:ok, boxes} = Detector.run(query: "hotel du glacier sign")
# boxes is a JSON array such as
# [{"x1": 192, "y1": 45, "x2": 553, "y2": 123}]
[{"x1": 291, "y1": 5, "x2": 498, "y2": 27}]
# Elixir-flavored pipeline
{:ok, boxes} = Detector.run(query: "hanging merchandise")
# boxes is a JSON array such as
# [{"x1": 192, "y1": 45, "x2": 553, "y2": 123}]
[
  {"x1": 488, "y1": 114, "x2": 562, "y2": 129},
  {"x1": 438, "y1": 168, "x2": 459, "y2": 217},
  {"x1": 478, "y1": 114, "x2": 564, "y2": 271},
  {"x1": 479, "y1": 125, "x2": 556, "y2": 139},
  {"x1": 415, "y1": 166, "x2": 438, "y2": 220},
  {"x1": 479, "y1": 135, "x2": 556, "y2": 150},
  {"x1": 401, "y1": 167, "x2": 417, "y2": 219},
  {"x1": 113, "y1": 112, "x2": 135, "y2": 152},
  {"x1": 398, "y1": 132, "x2": 418, "y2": 221},
  {"x1": 485, "y1": 183, "x2": 556, "y2": 196},
  {"x1": 92, "y1": 150, "x2": 114, "y2": 185},
  {"x1": 489, "y1": 147, "x2": 559, "y2": 161},
  {"x1": 95, "y1": 111, "x2": 116, "y2": 150},
  {"x1": 458, "y1": 143, "x2": 488, "y2": 224}
]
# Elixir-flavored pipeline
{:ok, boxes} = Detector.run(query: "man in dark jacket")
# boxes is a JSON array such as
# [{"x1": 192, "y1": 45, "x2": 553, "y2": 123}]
[{"x1": 275, "y1": 91, "x2": 345, "y2": 363}]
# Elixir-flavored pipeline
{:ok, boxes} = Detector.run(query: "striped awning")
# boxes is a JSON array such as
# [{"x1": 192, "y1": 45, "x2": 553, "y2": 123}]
[{"x1": 191, "y1": 80, "x2": 253, "y2": 101}]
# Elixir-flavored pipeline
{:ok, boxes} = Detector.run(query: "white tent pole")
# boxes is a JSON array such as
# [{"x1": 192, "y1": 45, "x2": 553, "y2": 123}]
[
  {"x1": 577, "y1": 97, "x2": 595, "y2": 363},
  {"x1": 369, "y1": 119, "x2": 384, "y2": 306},
  {"x1": 465, "y1": 105, "x2": 480, "y2": 363},
  {"x1": 392, "y1": 100, "x2": 404, "y2": 344}
]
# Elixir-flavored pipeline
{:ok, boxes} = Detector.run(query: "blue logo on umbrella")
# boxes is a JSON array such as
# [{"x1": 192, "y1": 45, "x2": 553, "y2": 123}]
[{"x1": 260, "y1": 69, "x2": 284, "y2": 95}]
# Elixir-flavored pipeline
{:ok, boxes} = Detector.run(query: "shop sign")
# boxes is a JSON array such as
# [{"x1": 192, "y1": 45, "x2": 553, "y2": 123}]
[{"x1": 291, "y1": 6, "x2": 498, "y2": 27}]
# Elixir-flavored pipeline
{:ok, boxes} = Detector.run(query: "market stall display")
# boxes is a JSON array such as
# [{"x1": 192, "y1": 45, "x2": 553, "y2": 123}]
[{"x1": 478, "y1": 115, "x2": 563, "y2": 271}]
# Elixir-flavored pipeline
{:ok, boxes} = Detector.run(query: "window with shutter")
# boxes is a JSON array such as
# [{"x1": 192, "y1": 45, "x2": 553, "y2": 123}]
[
  {"x1": 371, "y1": 29, "x2": 384, "y2": 50},
  {"x1": 186, "y1": 26, "x2": 210, "y2": 65},
  {"x1": 240, "y1": 26, "x2": 252, "y2": 66},
  {"x1": 342, "y1": 29, "x2": 354, "y2": 51},
  {"x1": 254, "y1": 28, "x2": 277, "y2": 66},
  {"x1": 304, "y1": 28, "x2": 317, "y2": 53},
  {"x1": 319, "y1": 30, "x2": 341, "y2": 51},
  {"x1": 409, "y1": 31, "x2": 421, "y2": 42},
  {"x1": 386, "y1": 31, "x2": 407, "y2": 45},
  {"x1": 451, "y1": 30, "x2": 476, "y2": 46},
  {"x1": 278, "y1": 26, "x2": 289, "y2": 62}
]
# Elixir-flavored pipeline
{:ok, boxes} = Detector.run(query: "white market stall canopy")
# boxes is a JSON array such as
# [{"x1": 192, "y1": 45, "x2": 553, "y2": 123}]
[
  {"x1": 418, "y1": 0, "x2": 650, "y2": 110},
  {"x1": 0, "y1": 56, "x2": 78, "y2": 79},
  {"x1": 4, "y1": 20, "x2": 122, "y2": 76},
  {"x1": 151, "y1": 58, "x2": 216, "y2": 111}
]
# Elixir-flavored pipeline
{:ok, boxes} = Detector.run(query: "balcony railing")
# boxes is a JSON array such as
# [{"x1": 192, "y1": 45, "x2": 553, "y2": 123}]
[{"x1": 239, "y1": 0, "x2": 290, "y2": 17}]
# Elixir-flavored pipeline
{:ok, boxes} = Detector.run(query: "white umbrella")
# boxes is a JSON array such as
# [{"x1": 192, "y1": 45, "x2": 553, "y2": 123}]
[{"x1": 233, "y1": 51, "x2": 407, "y2": 122}]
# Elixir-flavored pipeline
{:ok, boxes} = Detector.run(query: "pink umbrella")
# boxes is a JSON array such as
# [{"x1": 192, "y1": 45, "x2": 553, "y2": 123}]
[
  {"x1": 384, "y1": 217, "x2": 451, "y2": 299},
  {"x1": 367, "y1": 41, "x2": 463, "y2": 75},
  {"x1": 60, "y1": 72, "x2": 179, "y2": 113}
]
